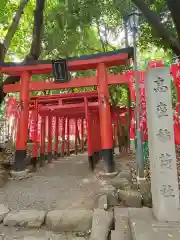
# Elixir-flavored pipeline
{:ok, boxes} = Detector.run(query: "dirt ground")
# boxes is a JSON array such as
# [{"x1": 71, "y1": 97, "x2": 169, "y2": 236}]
[
  {"x1": 0, "y1": 153, "x2": 104, "y2": 211},
  {"x1": 0, "y1": 150, "x2": 133, "y2": 239},
  {"x1": 0, "y1": 150, "x2": 133, "y2": 212}
]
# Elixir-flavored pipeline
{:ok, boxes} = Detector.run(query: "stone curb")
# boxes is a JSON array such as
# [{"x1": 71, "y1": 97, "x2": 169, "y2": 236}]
[
  {"x1": 0, "y1": 205, "x2": 94, "y2": 233},
  {"x1": 0, "y1": 205, "x2": 116, "y2": 239},
  {"x1": 46, "y1": 209, "x2": 93, "y2": 232}
]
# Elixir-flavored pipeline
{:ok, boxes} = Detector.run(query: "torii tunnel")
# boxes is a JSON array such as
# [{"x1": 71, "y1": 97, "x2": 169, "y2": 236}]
[{"x1": 1, "y1": 47, "x2": 133, "y2": 173}]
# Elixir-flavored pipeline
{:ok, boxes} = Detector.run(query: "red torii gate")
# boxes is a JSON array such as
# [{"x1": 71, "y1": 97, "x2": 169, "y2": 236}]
[
  {"x1": 29, "y1": 91, "x2": 99, "y2": 169},
  {"x1": 1, "y1": 47, "x2": 133, "y2": 173},
  {"x1": 28, "y1": 92, "x2": 131, "y2": 168},
  {"x1": 42, "y1": 103, "x2": 99, "y2": 164}
]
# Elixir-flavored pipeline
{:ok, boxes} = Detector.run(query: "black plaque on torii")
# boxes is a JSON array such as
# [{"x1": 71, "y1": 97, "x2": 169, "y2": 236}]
[{"x1": 52, "y1": 59, "x2": 69, "y2": 83}]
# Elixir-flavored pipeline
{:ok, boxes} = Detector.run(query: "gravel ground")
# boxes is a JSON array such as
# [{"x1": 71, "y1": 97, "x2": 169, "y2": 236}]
[
  {"x1": 0, "y1": 150, "x2": 133, "y2": 239},
  {"x1": 0, "y1": 153, "x2": 103, "y2": 211}
]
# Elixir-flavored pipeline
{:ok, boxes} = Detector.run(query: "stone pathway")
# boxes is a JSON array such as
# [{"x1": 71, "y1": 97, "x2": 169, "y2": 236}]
[
  {"x1": 0, "y1": 153, "x2": 102, "y2": 211},
  {"x1": 0, "y1": 150, "x2": 135, "y2": 239}
]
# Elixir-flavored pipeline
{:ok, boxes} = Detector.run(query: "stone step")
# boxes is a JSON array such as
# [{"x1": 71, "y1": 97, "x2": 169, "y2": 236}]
[
  {"x1": 111, "y1": 230, "x2": 132, "y2": 240},
  {"x1": 114, "y1": 207, "x2": 129, "y2": 230},
  {"x1": 114, "y1": 208, "x2": 132, "y2": 240},
  {"x1": 111, "y1": 230, "x2": 124, "y2": 240}
]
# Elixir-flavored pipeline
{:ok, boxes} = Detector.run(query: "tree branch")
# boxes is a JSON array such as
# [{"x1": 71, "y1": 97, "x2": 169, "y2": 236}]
[
  {"x1": 25, "y1": 0, "x2": 45, "y2": 61},
  {"x1": 96, "y1": 19, "x2": 106, "y2": 52},
  {"x1": 0, "y1": 44, "x2": 6, "y2": 61},
  {"x1": 0, "y1": 0, "x2": 29, "y2": 61},
  {"x1": 3, "y1": 0, "x2": 30, "y2": 60},
  {"x1": 166, "y1": 0, "x2": 180, "y2": 41},
  {"x1": 0, "y1": 0, "x2": 46, "y2": 104},
  {"x1": 131, "y1": 0, "x2": 180, "y2": 55}
]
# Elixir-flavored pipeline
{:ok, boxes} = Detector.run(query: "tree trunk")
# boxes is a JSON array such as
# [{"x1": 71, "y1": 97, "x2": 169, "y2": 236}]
[
  {"x1": 0, "y1": 0, "x2": 29, "y2": 61},
  {"x1": 131, "y1": 0, "x2": 180, "y2": 56},
  {"x1": 0, "y1": 0, "x2": 46, "y2": 104},
  {"x1": 3, "y1": 0, "x2": 30, "y2": 59},
  {"x1": 166, "y1": 0, "x2": 180, "y2": 42}
]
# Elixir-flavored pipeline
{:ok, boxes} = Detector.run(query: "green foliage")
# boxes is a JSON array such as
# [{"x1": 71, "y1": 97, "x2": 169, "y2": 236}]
[
  {"x1": 109, "y1": 84, "x2": 129, "y2": 107},
  {"x1": 135, "y1": 0, "x2": 179, "y2": 56},
  {"x1": 0, "y1": 0, "x2": 35, "y2": 61}
]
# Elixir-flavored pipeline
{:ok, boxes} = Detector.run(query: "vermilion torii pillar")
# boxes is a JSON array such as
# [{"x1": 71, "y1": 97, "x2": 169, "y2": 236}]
[
  {"x1": 75, "y1": 118, "x2": 78, "y2": 155},
  {"x1": 84, "y1": 97, "x2": 93, "y2": 170},
  {"x1": 66, "y1": 117, "x2": 70, "y2": 156},
  {"x1": 32, "y1": 100, "x2": 38, "y2": 169},
  {"x1": 81, "y1": 118, "x2": 84, "y2": 152},
  {"x1": 97, "y1": 63, "x2": 115, "y2": 173},
  {"x1": 40, "y1": 115, "x2": 45, "y2": 165},
  {"x1": 47, "y1": 114, "x2": 52, "y2": 162},
  {"x1": 54, "y1": 116, "x2": 59, "y2": 157},
  {"x1": 14, "y1": 71, "x2": 30, "y2": 171},
  {"x1": 61, "y1": 117, "x2": 65, "y2": 157}
]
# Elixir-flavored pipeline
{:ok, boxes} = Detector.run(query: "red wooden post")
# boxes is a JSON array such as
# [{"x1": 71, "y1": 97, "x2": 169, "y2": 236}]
[
  {"x1": 47, "y1": 114, "x2": 52, "y2": 162},
  {"x1": 40, "y1": 115, "x2": 45, "y2": 165},
  {"x1": 84, "y1": 97, "x2": 93, "y2": 170},
  {"x1": 75, "y1": 118, "x2": 78, "y2": 155},
  {"x1": 14, "y1": 71, "x2": 30, "y2": 171},
  {"x1": 97, "y1": 63, "x2": 115, "y2": 173},
  {"x1": 64, "y1": 117, "x2": 68, "y2": 155},
  {"x1": 81, "y1": 118, "x2": 84, "y2": 152},
  {"x1": 67, "y1": 117, "x2": 70, "y2": 156},
  {"x1": 54, "y1": 116, "x2": 59, "y2": 158},
  {"x1": 61, "y1": 117, "x2": 65, "y2": 157},
  {"x1": 112, "y1": 123, "x2": 116, "y2": 154},
  {"x1": 116, "y1": 111, "x2": 121, "y2": 153},
  {"x1": 32, "y1": 101, "x2": 38, "y2": 168}
]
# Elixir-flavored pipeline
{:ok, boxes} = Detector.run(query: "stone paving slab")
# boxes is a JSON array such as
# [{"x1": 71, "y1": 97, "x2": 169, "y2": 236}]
[
  {"x1": 114, "y1": 207, "x2": 132, "y2": 240},
  {"x1": 114, "y1": 207, "x2": 129, "y2": 230},
  {"x1": 111, "y1": 230, "x2": 125, "y2": 240},
  {"x1": 129, "y1": 208, "x2": 180, "y2": 240}
]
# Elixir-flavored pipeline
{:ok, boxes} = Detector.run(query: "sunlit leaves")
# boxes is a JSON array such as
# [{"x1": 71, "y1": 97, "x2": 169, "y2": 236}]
[
  {"x1": 0, "y1": 0, "x2": 35, "y2": 61},
  {"x1": 109, "y1": 84, "x2": 129, "y2": 106},
  {"x1": 132, "y1": 0, "x2": 179, "y2": 54}
]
